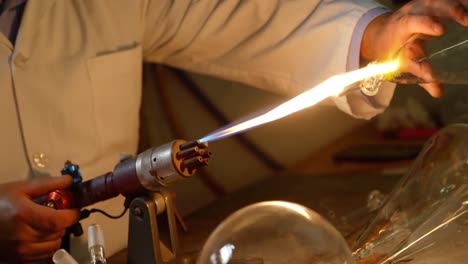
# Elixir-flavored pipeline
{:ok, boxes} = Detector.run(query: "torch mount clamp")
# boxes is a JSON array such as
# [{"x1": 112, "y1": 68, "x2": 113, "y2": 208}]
[{"x1": 127, "y1": 190, "x2": 181, "y2": 264}]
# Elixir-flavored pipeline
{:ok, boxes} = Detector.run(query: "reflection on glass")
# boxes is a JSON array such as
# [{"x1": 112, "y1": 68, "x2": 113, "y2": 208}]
[
  {"x1": 352, "y1": 124, "x2": 468, "y2": 264},
  {"x1": 197, "y1": 201, "x2": 354, "y2": 264}
]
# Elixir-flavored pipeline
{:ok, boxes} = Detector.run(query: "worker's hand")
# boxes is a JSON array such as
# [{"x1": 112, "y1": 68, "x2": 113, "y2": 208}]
[
  {"x1": 361, "y1": 0, "x2": 468, "y2": 97},
  {"x1": 0, "y1": 176, "x2": 79, "y2": 263}
]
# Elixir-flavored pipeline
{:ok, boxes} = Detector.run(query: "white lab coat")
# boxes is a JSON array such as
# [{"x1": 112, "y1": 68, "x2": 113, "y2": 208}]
[{"x1": 0, "y1": 0, "x2": 394, "y2": 261}]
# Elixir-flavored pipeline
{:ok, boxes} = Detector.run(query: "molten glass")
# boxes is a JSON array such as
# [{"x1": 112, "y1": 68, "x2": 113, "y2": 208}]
[{"x1": 360, "y1": 21, "x2": 468, "y2": 95}]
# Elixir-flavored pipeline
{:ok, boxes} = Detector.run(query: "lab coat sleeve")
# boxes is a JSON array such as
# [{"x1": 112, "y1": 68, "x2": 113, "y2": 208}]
[
  {"x1": 334, "y1": 7, "x2": 396, "y2": 119},
  {"x1": 141, "y1": 0, "x2": 394, "y2": 119}
]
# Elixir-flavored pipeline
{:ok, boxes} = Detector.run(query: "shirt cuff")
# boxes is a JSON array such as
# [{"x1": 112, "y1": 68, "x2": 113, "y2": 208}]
[
  {"x1": 347, "y1": 7, "x2": 390, "y2": 71},
  {"x1": 346, "y1": 7, "x2": 394, "y2": 112}
]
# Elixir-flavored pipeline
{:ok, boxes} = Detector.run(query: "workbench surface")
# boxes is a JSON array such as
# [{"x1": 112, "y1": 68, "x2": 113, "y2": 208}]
[{"x1": 109, "y1": 172, "x2": 401, "y2": 263}]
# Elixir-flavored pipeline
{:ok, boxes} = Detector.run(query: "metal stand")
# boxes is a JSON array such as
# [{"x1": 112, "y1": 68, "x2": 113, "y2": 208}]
[{"x1": 127, "y1": 190, "x2": 180, "y2": 264}]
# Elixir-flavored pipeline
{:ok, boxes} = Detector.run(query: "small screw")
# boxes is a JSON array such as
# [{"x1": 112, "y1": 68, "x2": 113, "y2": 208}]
[
  {"x1": 133, "y1": 207, "x2": 143, "y2": 217},
  {"x1": 46, "y1": 201, "x2": 57, "y2": 209}
]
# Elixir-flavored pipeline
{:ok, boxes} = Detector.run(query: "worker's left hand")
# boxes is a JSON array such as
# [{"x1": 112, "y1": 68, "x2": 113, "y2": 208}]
[
  {"x1": 0, "y1": 176, "x2": 80, "y2": 263},
  {"x1": 360, "y1": 0, "x2": 468, "y2": 97}
]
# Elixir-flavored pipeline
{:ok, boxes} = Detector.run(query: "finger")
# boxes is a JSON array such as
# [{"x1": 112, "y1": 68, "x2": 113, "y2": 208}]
[
  {"x1": 22, "y1": 252, "x2": 54, "y2": 263},
  {"x1": 429, "y1": 1, "x2": 468, "y2": 26},
  {"x1": 399, "y1": 42, "x2": 434, "y2": 82},
  {"x1": 26, "y1": 201, "x2": 79, "y2": 232},
  {"x1": 449, "y1": 2, "x2": 468, "y2": 26},
  {"x1": 36, "y1": 229, "x2": 66, "y2": 242},
  {"x1": 16, "y1": 224, "x2": 66, "y2": 242},
  {"x1": 21, "y1": 176, "x2": 73, "y2": 198},
  {"x1": 420, "y1": 82, "x2": 443, "y2": 97},
  {"x1": 404, "y1": 0, "x2": 468, "y2": 26},
  {"x1": 404, "y1": 59, "x2": 435, "y2": 82},
  {"x1": 16, "y1": 239, "x2": 61, "y2": 261},
  {"x1": 399, "y1": 15, "x2": 444, "y2": 39},
  {"x1": 398, "y1": 40, "x2": 427, "y2": 62}
]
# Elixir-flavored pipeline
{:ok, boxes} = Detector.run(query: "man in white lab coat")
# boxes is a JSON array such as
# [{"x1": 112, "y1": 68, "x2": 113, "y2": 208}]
[{"x1": 0, "y1": 0, "x2": 467, "y2": 262}]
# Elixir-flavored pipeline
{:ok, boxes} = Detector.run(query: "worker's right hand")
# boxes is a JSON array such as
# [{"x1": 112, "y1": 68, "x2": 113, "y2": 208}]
[
  {"x1": 0, "y1": 176, "x2": 80, "y2": 263},
  {"x1": 361, "y1": 0, "x2": 468, "y2": 97}
]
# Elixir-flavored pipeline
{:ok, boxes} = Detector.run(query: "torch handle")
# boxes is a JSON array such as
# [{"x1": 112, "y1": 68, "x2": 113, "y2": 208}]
[{"x1": 46, "y1": 158, "x2": 145, "y2": 209}]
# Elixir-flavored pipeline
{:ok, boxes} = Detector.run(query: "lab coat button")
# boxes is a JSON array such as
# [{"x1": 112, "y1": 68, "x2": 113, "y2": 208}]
[
  {"x1": 14, "y1": 53, "x2": 28, "y2": 67},
  {"x1": 32, "y1": 153, "x2": 49, "y2": 169}
]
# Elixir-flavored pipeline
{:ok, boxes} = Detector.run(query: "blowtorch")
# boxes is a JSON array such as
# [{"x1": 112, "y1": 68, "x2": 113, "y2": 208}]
[
  {"x1": 45, "y1": 59, "x2": 399, "y2": 210},
  {"x1": 43, "y1": 139, "x2": 210, "y2": 263},
  {"x1": 45, "y1": 139, "x2": 210, "y2": 210}
]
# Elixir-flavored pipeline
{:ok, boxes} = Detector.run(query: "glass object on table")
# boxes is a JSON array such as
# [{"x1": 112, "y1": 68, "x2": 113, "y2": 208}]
[
  {"x1": 197, "y1": 201, "x2": 354, "y2": 264},
  {"x1": 88, "y1": 224, "x2": 107, "y2": 264},
  {"x1": 195, "y1": 124, "x2": 467, "y2": 264},
  {"x1": 352, "y1": 124, "x2": 468, "y2": 264},
  {"x1": 53, "y1": 249, "x2": 79, "y2": 264}
]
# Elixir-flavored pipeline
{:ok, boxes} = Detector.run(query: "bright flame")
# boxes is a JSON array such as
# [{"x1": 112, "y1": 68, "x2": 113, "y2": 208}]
[{"x1": 200, "y1": 60, "x2": 399, "y2": 143}]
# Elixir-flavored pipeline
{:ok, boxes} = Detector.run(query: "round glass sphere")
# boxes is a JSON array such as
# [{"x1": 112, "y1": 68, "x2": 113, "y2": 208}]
[{"x1": 197, "y1": 201, "x2": 354, "y2": 264}]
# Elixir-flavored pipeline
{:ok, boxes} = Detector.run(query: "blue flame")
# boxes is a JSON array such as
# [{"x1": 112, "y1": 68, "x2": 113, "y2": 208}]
[{"x1": 199, "y1": 106, "x2": 273, "y2": 143}]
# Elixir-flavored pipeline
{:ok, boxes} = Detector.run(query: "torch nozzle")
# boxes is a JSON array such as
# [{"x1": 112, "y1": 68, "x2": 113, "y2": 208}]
[
  {"x1": 179, "y1": 140, "x2": 208, "y2": 150},
  {"x1": 176, "y1": 140, "x2": 211, "y2": 173}
]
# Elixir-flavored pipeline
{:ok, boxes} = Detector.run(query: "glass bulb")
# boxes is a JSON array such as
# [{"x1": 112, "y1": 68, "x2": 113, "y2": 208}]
[
  {"x1": 352, "y1": 124, "x2": 468, "y2": 264},
  {"x1": 197, "y1": 201, "x2": 354, "y2": 264}
]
